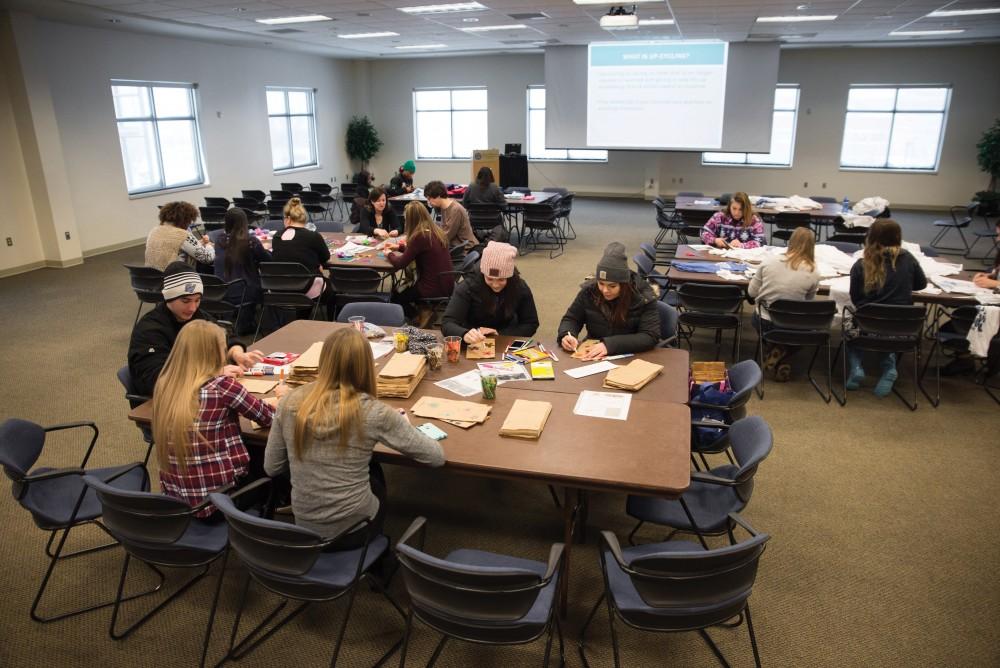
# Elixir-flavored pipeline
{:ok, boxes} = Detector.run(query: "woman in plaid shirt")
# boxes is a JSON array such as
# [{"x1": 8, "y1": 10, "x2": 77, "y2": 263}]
[
  {"x1": 152, "y1": 320, "x2": 286, "y2": 518},
  {"x1": 700, "y1": 191, "x2": 766, "y2": 249}
]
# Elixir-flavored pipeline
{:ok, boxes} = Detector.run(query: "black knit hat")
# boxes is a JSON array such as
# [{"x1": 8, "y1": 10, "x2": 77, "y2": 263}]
[{"x1": 596, "y1": 242, "x2": 630, "y2": 283}]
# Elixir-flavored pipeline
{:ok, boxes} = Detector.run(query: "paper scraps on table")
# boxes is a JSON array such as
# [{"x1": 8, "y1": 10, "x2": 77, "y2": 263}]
[
  {"x1": 572, "y1": 390, "x2": 632, "y2": 421},
  {"x1": 239, "y1": 378, "x2": 278, "y2": 394},
  {"x1": 564, "y1": 360, "x2": 619, "y2": 378}
]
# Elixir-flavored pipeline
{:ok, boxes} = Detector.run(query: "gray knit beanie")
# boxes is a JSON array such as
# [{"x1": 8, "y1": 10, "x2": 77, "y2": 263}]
[{"x1": 596, "y1": 242, "x2": 630, "y2": 283}]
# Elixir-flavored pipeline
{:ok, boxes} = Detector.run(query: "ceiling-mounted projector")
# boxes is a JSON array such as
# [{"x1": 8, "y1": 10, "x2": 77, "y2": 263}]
[{"x1": 600, "y1": 6, "x2": 639, "y2": 30}]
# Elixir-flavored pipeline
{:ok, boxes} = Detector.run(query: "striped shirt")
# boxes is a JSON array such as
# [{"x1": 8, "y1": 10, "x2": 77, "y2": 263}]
[{"x1": 700, "y1": 211, "x2": 766, "y2": 249}]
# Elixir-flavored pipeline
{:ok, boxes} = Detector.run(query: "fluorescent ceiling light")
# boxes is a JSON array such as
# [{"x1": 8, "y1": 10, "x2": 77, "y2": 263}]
[
  {"x1": 461, "y1": 24, "x2": 527, "y2": 31},
  {"x1": 398, "y1": 2, "x2": 486, "y2": 14},
  {"x1": 638, "y1": 19, "x2": 675, "y2": 26},
  {"x1": 255, "y1": 15, "x2": 331, "y2": 25},
  {"x1": 394, "y1": 43, "x2": 448, "y2": 49},
  {"x1": 338, "y1": 31, "x2": 400, "y2": 39},
  {"x1": 890, "y1": 29, "x2": 965, "y2": 36},
  {"x1": 756, "y1": 15, "x2": 837, "y2": 22},
  {"x1": 573, "y1": 0, "x2": 660, "y2": 4},
  {"x1": 601, "y1": 14, "x2": 639, "y2": 29},
  {"x1": 927, "y1": 7, "x2": 1000, "y2": 17}
]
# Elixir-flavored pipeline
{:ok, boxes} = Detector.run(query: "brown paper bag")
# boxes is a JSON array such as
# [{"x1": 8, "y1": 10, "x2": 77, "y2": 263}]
[
  {"x1": 499, "y1": 399, "x2": 553, "y2": 439},
  {"x1": 603, "y1": 359, "x2": 663, "y2": 391}
]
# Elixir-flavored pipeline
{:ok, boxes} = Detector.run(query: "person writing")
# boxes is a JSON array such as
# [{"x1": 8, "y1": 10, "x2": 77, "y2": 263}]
[
  {"x1": 211, "y1": 208, "x2": 271, "y2": 335},
  {"x1": 356, "y1": 187, "x2": 402, "y2": 239},
  {"x1": 462, "y1": 167, "x2": 507, "y2": 206},
  {"x1": 846, "y1": 219, "x2": 927, "y2": 397},
  {"x1": 425, "y1": 180, "x2": 476, "y2": 252},
  {"x1": 441, "y1": 241, "x2": 539, "y2": 343},
  {"x1": 558, "y1": 242, "x2": 660, "y2": 360},
  {"x1": 264, "y1": 328, "x2": 444, "y2": 545},
  {"x1": 384, "y1": 201, "x2": 455, "y2": 322},
  {"x1": 128, "y1": 262, "x2": 263, "y2": 397},
  {"x1": 386, "y1": 160, "x2": 416, "y2": 197},
  {"x1": 153, "y1": 320, "x2": 286, "y2": 518},
  {"x1": 145, "y1": 201, "x2": 215, "y2": 270},
  {"x1": 700, "y1": 191, "x2": 766, "y2": 249}
]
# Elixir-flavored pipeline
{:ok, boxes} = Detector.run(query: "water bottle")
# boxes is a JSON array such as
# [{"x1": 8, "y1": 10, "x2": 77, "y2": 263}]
[
  {"x1": 306, "y1": 222, "x2": 317, "y2": 232},
  {"x1": 841, "y1": 197, "x2": 850, "y2": 213}
]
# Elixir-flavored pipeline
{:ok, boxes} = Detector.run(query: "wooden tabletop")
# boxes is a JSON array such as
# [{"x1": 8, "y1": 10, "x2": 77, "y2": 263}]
[
  {"x1": 261, "y1": 231, "x2": 396, "y2": 271},
  {"x1": 675, "y1": 196, "x2": 845, "y2": 220},
  {"x1": 390, "y1": 191, "x2": 559, "y2": 206}
]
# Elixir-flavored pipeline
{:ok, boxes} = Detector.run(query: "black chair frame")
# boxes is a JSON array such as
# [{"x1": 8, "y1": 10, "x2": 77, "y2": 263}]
[
  {"x1": 929, "y1": 204, "x2": 975, "y2": 253},
  {"x1": 125, "y1": 264, "x2": 164, "y2": 325},
  {"x1": 253, "y1": 263, "x2": 324, "y2": 342},
  {"x1": 675, "y1": 283, "x2": 744, "y2": 361},
  {"x1": 918, "y1": 305, "x2": 999, "y2": 407},
  {"x1": 754, "y1": 300, "x2": 836, "y2": 403}
]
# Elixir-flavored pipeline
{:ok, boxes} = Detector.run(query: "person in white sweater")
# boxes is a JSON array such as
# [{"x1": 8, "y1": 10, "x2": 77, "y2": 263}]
[
  {"x1": 264, "y1": 328, "x2": 445, "y2": 547},
  {"x1": 747, "y1": 227, "x2": 821, "y2": 381}
]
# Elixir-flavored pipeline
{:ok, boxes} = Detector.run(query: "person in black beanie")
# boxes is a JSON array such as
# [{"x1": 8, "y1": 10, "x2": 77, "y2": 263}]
[{"x1": 557, "y1": 242, "x2": 660, "y2": 360}]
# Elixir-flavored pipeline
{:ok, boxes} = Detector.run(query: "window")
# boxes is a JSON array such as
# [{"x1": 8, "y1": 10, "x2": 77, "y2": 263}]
[
  {"x1": 267, "y1": 87, "x2": 318, "y2": 171},
  {"x1": 111, "y1": 81, "x2": 206, "y2": 195},
  {"x1": 839, "y1": 86, "x2": 950, "y2": 171},
  {"x1": 702, "y1": 86, "x2": 800, "y2": 167},
  {"x1": 527, "y1": 87, "x2": 607, "y2": 162},
  {"x1": 413, "y1": 88, "x2": 487, "y2": 160}
]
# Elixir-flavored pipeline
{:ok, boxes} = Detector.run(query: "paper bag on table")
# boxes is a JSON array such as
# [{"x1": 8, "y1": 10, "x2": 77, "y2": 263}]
[
  {"x1": 603, "y1": 359, "x2": 663, "y2": 392},
  {"x1": 466, "y1": 339, "x2": 496, "y2": 360},
  {"x1": 411, "y1": 396, "x2": 491, "y2": 427},
  {"x1": 571, "y1": 339, "x2": 600, "y2": 360},
  {"x1": 499, "y1": 399, "x2": 552, "y2": 439},
  {"x1": 379, "y1": 352, "x2": 426, "y2": 377},
  {"x1": 288, "y1": 341, "x2": 324, "y2": 385}
]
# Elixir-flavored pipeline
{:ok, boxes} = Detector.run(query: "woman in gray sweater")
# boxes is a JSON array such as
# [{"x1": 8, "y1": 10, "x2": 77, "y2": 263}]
[{"x1": 264, "y1": 328, "x2": 445, "y2": 546}]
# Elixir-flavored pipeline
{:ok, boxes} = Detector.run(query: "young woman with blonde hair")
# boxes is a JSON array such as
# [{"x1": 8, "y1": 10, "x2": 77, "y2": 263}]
[
  {"x1": 152, "y1": 320, "x2": 283, "y2": 517},
  {"x1": 700, "y1": 191, "x2": 766, "y2": 249},
  {"x1": 264, "y1": 328, "x2": 444, "y2": 546},
  {"x1": 384, "y1": 200, "x2": 455, "y2": 321},
  {"x1": 270, "y1": 196, "x2": 333, "y2": 319}
]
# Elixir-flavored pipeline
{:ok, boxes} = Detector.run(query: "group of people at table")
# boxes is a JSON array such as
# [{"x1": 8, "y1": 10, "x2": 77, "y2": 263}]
[{"x1": 130, "y1": 183, "x2": 1000, "y2": 539}]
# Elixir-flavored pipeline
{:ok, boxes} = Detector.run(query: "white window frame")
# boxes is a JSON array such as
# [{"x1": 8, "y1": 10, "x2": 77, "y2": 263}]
[
  {"x1": 266, "y1": 86, "x2": 319, "y2": 173},
  {"x1": 526, "y1": 86, "x2": 608, "y2": 163},
  {"x1": 839, "y1": 84, "x2": 951, "y2": 173},
  {"x1": 702, "y1": 85, "x2": 800, "y2": 168},
  {"x1": 412, "y1": 87, "x2": 488, "y2": 161},
  {"x1": 111, "y1": 80, "x2": 207, "y2": 196}
]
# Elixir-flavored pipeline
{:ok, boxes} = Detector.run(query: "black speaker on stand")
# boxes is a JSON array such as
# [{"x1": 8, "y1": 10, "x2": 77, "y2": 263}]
[{"x1": 499, "y1": 146, "x2": 528, "y2": 190}]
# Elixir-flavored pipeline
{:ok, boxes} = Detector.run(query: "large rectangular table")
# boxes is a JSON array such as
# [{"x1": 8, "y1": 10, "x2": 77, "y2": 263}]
[
  {"x1": 675, "y1": 195, "x2": 845, "y2": 221},
  {"x1": 261, "y1": 231, "x2": 397, "y2": 271},
  {"x1": 129, "y1": 319, "x2": 692, "y2": 613},
  {"x1": 390, "y1": 191, "x2": 559, "y2": 207}
]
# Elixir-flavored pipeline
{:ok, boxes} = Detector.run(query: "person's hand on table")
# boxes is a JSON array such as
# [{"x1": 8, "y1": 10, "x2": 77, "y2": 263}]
[
  {"x1": 372, "y1": 228, "x2": 389, "y2": 239},
  {"x1": 973, "y1": 273, "x2": 999, "y2": 289},
  {"x1": 560, "y1": 333, "x2": 579, "y2": 352},
  {"x1": 389, "y1": 230, "x2": 399, "y2": 238},
  {"x1": 232, "y1": 349, "x2": 264, "y2": 369},
  {"x1": 273, "y1": 383, "x2": 290, "y2": 400},
  {"x1": 463, "y1": 327, "x2": 497, "y2": 345},
  {"x1": 222, "y1": 364, "x2": 244, "y2": 378},
  {"x1": 714, "y1": 238, "x2": 728, "y2": 248},
  {"x1": 579, "y1": 341, "x2": 608, "y2": 360},
  {"x1": 728, "y1": 239, "x2": 743, "y2": 249}
]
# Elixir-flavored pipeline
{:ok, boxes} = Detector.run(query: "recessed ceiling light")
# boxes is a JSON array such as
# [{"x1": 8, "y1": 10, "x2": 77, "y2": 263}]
[
  {"x1": 756, "y1": 15, "x2": 837, "y2": 22},
  {"x1": 338, "y1": 31, "x2": 400, "y2": 39},
  {"x1": 795, "y1": 4, "x2": 809, "y2": 10},
  {"x1": 927, "y1": 7, "x2": 1000, "y2": 17},
  {"x1": 395, "y1": 43, "x2": 449, "y2": 49},
  {"x1": 399, "y1": 2, "x2": 487, "y2": 14},
  {"x1": 463, "y1": 17, "x2": 479, "y2": 22},
  {"x1": 890, "y1": 29, "x2": 966, "y2": 36},
  {"x1": 255, "y1": 15, "x2": 332, "y2": 25},
  {"x1": 106, "y1": 18, "x2": 121, "y2": 24},
  {"x1": 232, "y1": 7, "x2": 246, "y2": 12},
  {"x1": 461, "y1": 23, "x2": 528, "y2": 32},
  {"x1": 638, "y1": 19, "x2": 675, "y2": 26}
]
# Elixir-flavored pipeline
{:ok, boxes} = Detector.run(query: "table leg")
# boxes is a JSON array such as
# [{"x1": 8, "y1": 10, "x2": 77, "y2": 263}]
[{"x1": 559, "y1": 487, "x2": 576, "y2": 618}]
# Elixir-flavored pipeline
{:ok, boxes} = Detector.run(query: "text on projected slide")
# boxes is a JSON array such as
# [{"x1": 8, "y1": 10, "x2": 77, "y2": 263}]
[{"x1": 587, "y1": 42, "x2": 729, "y2": 150}]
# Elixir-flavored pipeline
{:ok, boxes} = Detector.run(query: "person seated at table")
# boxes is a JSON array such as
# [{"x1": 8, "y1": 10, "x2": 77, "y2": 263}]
[
  {"x1": 264, "y1": 327, "x2": 444, "y2": 545},
  {"x1": 128, "y1": 262, "x2": 263, "y2": 397},
  {"x1": 462, "y1": 167, "x2": 506, "y2": 207},
  {"x1": 700, "y1": 191, "x2": 766, "y2": 249},
  {"x1": 270, "y1": 197, "x2": 333, "y2": 319},
  {"x1": 558, "y1": 242, "x2": 660, "y2": 360},
  {"x1": 441, "y1": 241, "x2": 539, "y2": 343},
  {"x1": 386, "y1": 160, "x2": 416, "y2": 197},
  {"x1": 145, "y1": 201, "x2": 215, "y2": 270},
  {"x1": 747, "y1": 227, "x2": 821, "y2": 381},
  {"x1": 847, "y1": 219, "x2": 927, "y2": 397},
  {"x1": 211, "y1": 208, "x2": 271, "y2": 335},
  {"x1": 153, "y1": 320, "x2": 286, "y2": 519},
  {"x1": 973, "y1": 220, "x2": 999, "y2": 292},
  {"x1": 353, "y1": 169, "x2": 375, "y2": 197},
  {"x1": 385, "y1": 201, "x2": 455, "y2": 324},
  {"x1": 356, "y1": 187, "x2": 402, "y2": 239},
  {"x1": 425, "y1": 180, "x2": 476, "y2": 253}
]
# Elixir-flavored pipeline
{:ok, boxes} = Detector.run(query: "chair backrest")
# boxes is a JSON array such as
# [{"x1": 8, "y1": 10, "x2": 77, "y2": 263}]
[
  {"x1": 199, "y1": 206, "x2": 228, "y2": 222},
  {"x1": 280, "y1": 182, "x2": 303, "y2": 195},
  {"x1": 765, "y1": 299, "x2": 836, "y2": 332},
  {"x1": 242, "y1": 190, "x2": 266, "y2": 203},
  {"x1": 522, "y1": 203, "x2": 558, "y2": 225},
  {"x1": 557, "y1": 193, "x2": 574, "y2": 214},
  {"x1": 676, "y1": 283, "x2": 744, "y2": 314},
  {"x1": 310, "y1": 183, "x2": 332, "y2": 195},
  {"x1": 82, "y1": 474, "x2": 193, "y2": 547},
  {"x1": 124, "y1": 264, "x2": 164, "y2": 302},
  {"x1": 632, "y1": 253, "x2": 654, "y2": 280},
  {"x1": 205, "y1": 197, "x2": 230, "y2": 209},
  {"x1": 210, "y1": 493, "x2": 324, "y2": 577},
  {"x1": 328, "y1": 267, "x2": 382, "y2": 295},
  {"x1": 638, "y1": 243, "x2": 660, "y2": 263},
  {"x1": 656, "y1": 301, "x2": 678, "y2": 342},
  {"x1": 233, "y1": 197, "x2": 263, "y2": 211},
  {"x1": 542, "y1": 187, "x2": 568, "y2": 195},
  {"x1": 773, "y1": 212, "x2": 812, "y2": 230},
  {"x1": 270, "y1": 190, "x2": 293, "y2": 202},
  {"x1": 258, "y1": 262, "x2": 318, "y2": 293},
  {"x1": 853, "y1": 304, "x2": 925, "y2": 340},
  {"x1": 823, "y1": 240, "x2": 862, "y2": 254},
  {"x1": 117, "y1": 365, "x2": 149, "y2": 408},
  {"x1": 198, "y1": 273, "x2": 230, "y2": 301},
  {"x1": 340, "y1": 183, "x2": 359, "y2": 199},
  {"x1": 942, "y1": 305, "x2": 979, "y2": 336},
  {"x1": 726, "y1": 360, "x2": 763, "y2": 416},
  {"x1": 718, "y1": 193, "x2": 732, "y2": 206},
  {"x1": 810, "y1": 195, "x2": 838, "y2": 204},
  {"x1": 336, "y1": 302, "x2": 405, "y2": 327},
  {"x1": 0, "y1": 418, "x2": 46, "y2": 483},
  {"x1": 455, "y1": 250, "x2": 480, "y2": 277},
  {"x1": 727, "y1": 415, "x2": 774, "y2": 495},
  {"x1": 311, "y1": 221, "x2": 345, "y2": 233},
  {"x1": 466, "y1": 203, "x2": 504, "y2": 230},
  {"x1": 297, "y1": 190, "x2": 322, "y2": 205}
]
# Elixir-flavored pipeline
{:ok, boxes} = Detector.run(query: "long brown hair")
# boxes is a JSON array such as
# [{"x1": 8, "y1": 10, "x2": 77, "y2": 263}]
[
  {"x1": 861, "y1": 219, "x2": 903, "y2": 293},
  {"x1": 403, "y1": 201, "x2": 447, "y2": 248},
  {"x1": 222, "y1": 207, "x2": 250, "y2": 280},
  {"x1": 725, "y1": 192, "x2": 755, "y2": 228},
  {"x1": 592, "y1": 281, "x2": 635, "y2": 327},
  {"x1": 151, "y1": 320, "x2": 226, "y2": 472},
  {"x1": 784, "y1": 227, "x2": 816, "y2": 272},
  {"x1": 292, "y1": 328, "x2": 377, "y2": 456}
]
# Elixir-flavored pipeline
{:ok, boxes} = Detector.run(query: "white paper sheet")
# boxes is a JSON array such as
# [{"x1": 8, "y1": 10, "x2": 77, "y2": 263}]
[
  {"x1": 564, "y1": 361, "x2": 619, "y2": 378},
  {"x1": 573, "y1": 390, "x2": 632, "y2": 421},
  {"x1": 369, "y1": 340, "x2": 395, "y2": 360},
  {"x1": 434, "y1": 370, "x2": 483, "y2": 397}
]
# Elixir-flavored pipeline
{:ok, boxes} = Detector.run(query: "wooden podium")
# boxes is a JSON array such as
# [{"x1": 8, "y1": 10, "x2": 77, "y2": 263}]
[{"x1": 472, "y1": 148, "x2": 500, "y2": 183}]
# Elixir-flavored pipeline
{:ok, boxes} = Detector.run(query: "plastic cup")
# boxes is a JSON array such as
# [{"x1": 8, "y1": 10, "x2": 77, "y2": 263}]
[
  {"x1": 480, "y1": 372, "x2": 497, "y2": 400},
  {"x1": 348, "y1": 315, "x2": 366, "y2": 333},
  {"x1": 444, "y1": 336, "x2": 461, "y2": 364},
  {"x1": 426, "y1": 344, "x2": 443, "y2": 371}
]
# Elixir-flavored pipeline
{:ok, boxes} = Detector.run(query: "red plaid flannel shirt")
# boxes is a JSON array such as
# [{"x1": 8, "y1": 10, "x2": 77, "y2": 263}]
[{"x1": 159, "y1": 376, "x2": 274, "y2": 517}]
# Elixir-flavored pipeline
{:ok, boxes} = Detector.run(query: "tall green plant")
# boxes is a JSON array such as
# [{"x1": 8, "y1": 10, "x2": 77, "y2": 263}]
[
  {"x1": 976, "y1": 117, "x2": 1000, "y2": 193},
  {"x1": 345, "y1": 115, "x2": 383, "y2": 170}
]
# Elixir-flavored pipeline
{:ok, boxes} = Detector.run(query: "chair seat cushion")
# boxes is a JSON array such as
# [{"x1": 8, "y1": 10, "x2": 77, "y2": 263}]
[
  {"x1": 626, "y1": 465, "x2": 742, "y2": 534},
  {"x1": 933, "y1": 220, "x2": 966, "y2": 227},
  {"x1": 22, "y1": 464, "x2": 149, "y2": 530}
]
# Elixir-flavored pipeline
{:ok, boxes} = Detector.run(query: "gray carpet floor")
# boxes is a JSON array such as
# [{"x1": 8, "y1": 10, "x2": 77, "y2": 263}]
[{"x1": 0, "y1": 198, "x2": 998, "y2": 667}]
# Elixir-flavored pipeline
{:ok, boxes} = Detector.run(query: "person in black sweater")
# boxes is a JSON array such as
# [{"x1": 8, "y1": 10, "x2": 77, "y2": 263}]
[
  {"x1": 386, "y1": 160, "x2": 415, "y2": 197},
  {"x1": 558, "y1": 242, "x2": 660, "y2": 360},
  {"x1": 356, "y1": 187, "x2": 402, "y2": 238},
  {"x1": 270, "y1": 197, "x2": 333, "y2": 319},
  {"x1": 441, "y1": 241, "x2": 538, "y2": 343},
  {"x1": 462, "y1": 167, "x2": 506, "y2": 206},
  {"x1": 211, "y1": 208, "x2": 271, "y2": 335},
  {"x1": 847, "y1": 219, "x2": 928, "y2": 397}
]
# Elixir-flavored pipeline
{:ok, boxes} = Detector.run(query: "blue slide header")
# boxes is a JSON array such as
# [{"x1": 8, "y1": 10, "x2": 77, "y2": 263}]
[{"x1": 590, "y1": 42, "x2": 726, "y2": 67}]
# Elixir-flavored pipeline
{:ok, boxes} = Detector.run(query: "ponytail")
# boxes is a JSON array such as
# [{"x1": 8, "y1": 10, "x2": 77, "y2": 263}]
[{"x1": 283, "y1": 197, "x2": 307, "y2": 225}]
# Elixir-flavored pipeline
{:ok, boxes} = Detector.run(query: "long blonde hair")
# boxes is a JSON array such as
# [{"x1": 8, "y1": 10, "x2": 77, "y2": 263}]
[
  {"x1": 726, "y1": 192, "x2": 755, "y2": 228},
  {"x1": 292, "y1": 328, "x2": 377, "y2": 457},
  {"x1": 784, "y1": 227, "x2": 816, "y2": 271},
  {"x1": 861, "y1": 219, "x2": 902, "y2": 293},
  {"x1": 403, "y1": 200, "x2": 447, "y2": 248},
  {"x1": 151, "y1": 320, "x2": 226, "y2": 472}
]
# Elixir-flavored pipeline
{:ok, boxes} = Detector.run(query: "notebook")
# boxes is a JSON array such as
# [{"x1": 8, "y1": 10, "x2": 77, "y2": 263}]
[
  {"x1": 499, "y1": 399, "x2": 552, "y2": 439},
  {"x1": 529, "y1": 360, "x2": 555, "y2": 380}
]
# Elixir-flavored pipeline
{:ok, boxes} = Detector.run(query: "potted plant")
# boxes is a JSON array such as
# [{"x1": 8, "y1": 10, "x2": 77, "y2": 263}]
[
  {"x1": 974, "y1": 118, "x2": 1000, "y2": 215},
  {"x1": 345, "y1": 115, "x2": 383, "y2": 172}
]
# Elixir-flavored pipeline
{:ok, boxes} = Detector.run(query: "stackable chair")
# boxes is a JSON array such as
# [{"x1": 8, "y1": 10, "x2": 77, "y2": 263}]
[
  {"x1": 826, "y1": 219, "x2": 867, "y2": 245},
  {"x1": 652, "y1": 197, "x2": 683, "y2": 252},
  {"x1": 554, "y1": 192, "x2": 576, "y2": 241},
  {"x1": 116, "y1": 366, "x2": 154, "y2": 464},
  {"x1": 466, "y1": 203, "x2": 505, "y2": 240},
  {"x1": 770, "y1": 212, "x2": 812, "y2": 245},
  {"x1": 124, "y1": 264, "x2": 164, "y2": 324},
  {"x1": 919, "y1": 305, "x2": 999, "y2": 406},
  {"x1": 327, "y1": 267, "x2": 391, "y2": 317},
  {"x1": 639, "y1": 241, "x2": 672, "y2": 270},
  {"x1": 395, "y1": 517, "x2": 565, "y2": 668},
  {"x1": 336, "y1": 302, "x2": 406, "y2": 327},
  {"x1": 0, "y1": 418, "x2": 159, "y2": 622},
  {"x1": 633, "y1": 253, "x2": 676, "y2": 306},
  {"x1": 297, "y1": 190, "x2": 329, "y2": 222},
  {"x1": 339, "y1": 183, "x2": 359, "y2": 220},
  {"x1": 520, "y1": 201, "x2": 565, "y2": 259},
  {"x1": 209, "y1": 491, "x2": 405, "y2": 667},
  {"x1": 688, "y1": 360, "x2": 762, "y2": 469},
  {"x1": 205, "y1": 197, "x2": 230, "y2": 209},
  {"x1": 280, "y1": 182, "x2": 303, "y2": 195},
  {"x1": 656, "y1": 301, "x2": 679, "y2": 348},
  {"x1": 199, "y1": 274, "x2": 247, "y2": 332},
  {"x1": 199, "y1": 206, "x2": 228, "y2": 230},
  {"x1": 676, "y1": 283, "x2": 745, "y2": 361},
  {"x1": 253, "y1": 262, "x2": 325, "y2": 341},
  {"x1": 754, "y1": 299, "x2": 837, "y2": 403},
  {"x1": 579, "y1": 514, "x2": 769, "y2": 668},
  {"x1": 414, "y1": 250, "x2": 480, "y2": 327},
  {"x1": 966, "y1": 207, "x2": 999, "y2": 262},
  {"x1": 929, "y1": 203, "x2": 976, "y2": 254},
  {"x1": 625, "y1": 415, "x2": 773, "y2": 549}
]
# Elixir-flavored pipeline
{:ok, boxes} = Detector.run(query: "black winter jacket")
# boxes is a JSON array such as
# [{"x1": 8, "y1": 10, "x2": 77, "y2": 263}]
[
  {"x1": 557, "y1": 273, "x2": 660, "y2": 355},
  {"x1": 441, "y1": 272, "x2": 539, "y2": 339}
]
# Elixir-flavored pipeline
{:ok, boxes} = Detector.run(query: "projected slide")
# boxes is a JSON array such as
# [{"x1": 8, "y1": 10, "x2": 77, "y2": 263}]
[{"x1": 587, "y1": 41, "x2": 729, "y2": 150}]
